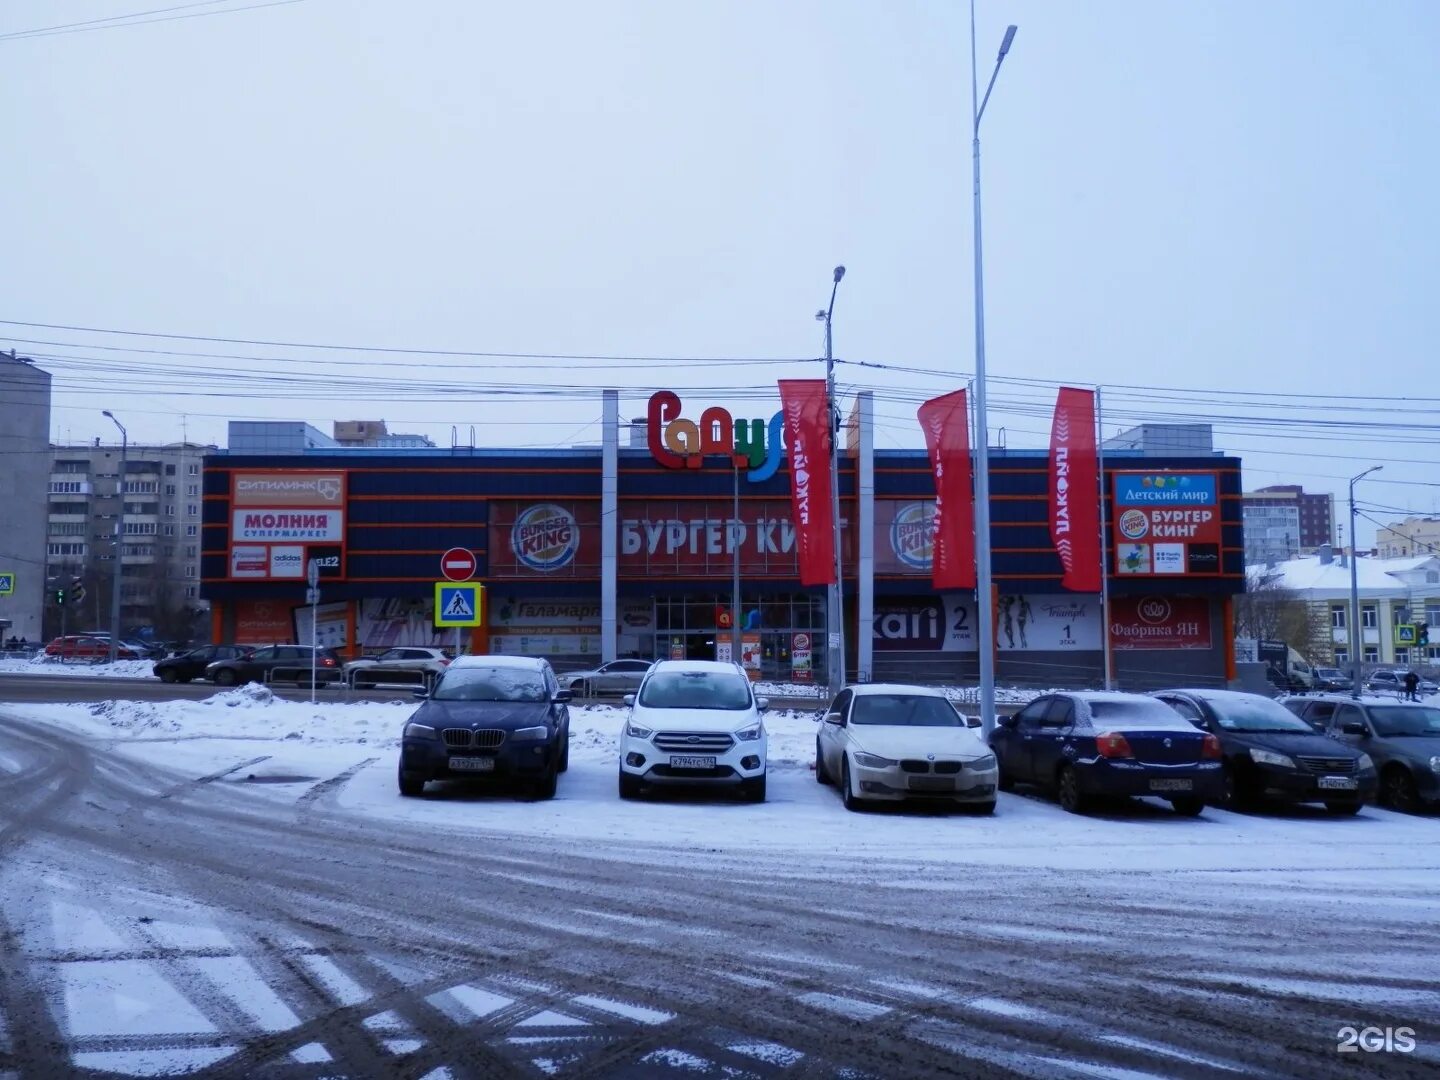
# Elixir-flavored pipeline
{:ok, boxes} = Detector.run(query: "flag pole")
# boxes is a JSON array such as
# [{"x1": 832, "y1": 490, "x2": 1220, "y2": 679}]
[{"x1": 1096, "y1": 385, "x2": 1114, "y2": 690}]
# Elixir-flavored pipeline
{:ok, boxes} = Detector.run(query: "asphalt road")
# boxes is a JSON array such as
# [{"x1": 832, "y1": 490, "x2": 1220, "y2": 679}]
[{"x1": 2, "y1": 708, "x2": 1436, "y2": 1079}]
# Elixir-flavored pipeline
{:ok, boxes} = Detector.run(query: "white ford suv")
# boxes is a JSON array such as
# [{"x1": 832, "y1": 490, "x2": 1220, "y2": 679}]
[{"x1": 618, "y1": 659, "x2": 768, "y2": 802}]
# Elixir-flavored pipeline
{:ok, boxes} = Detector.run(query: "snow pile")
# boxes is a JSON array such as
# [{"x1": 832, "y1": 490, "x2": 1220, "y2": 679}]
[
  {"x1": 0, "y1": 655, "x2": 156, "y2": 678},
  {"x1": 86, "y1": 699, "x2": 179, "y2": 734}
]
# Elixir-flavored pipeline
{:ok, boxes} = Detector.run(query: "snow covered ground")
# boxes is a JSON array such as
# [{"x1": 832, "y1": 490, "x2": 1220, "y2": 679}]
[
  {"x1": 9, "y1": 686, "x2": 1439, "y2": 875},
  {"x1": 0, "y1": 655, "x2": 157, "y2": 678}
]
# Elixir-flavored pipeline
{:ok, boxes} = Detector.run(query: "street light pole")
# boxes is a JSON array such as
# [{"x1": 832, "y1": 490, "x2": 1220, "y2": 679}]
[
  {"x1": 971, "y1": 4, "x2": 1017, "y2": 737},
  {"x1": 818, "y1": 265, "x2": 847, "y2": 695},
  {"x1": 1348, "y1": 465, "x2": 1382, "y2": 699},
  {"x1": 103, "y1": 410, "x2": 128, "y2": 664},
  {"x1": 732, "y1": 459, "x2": 742, "y2": 662}
]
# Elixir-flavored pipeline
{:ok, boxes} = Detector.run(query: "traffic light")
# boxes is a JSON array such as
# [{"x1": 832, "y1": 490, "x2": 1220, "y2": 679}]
[
  {"x1": 70, "y1": 575, "x2": 87, "y2": 604},
  {"x1": 53, "y1": 587, "x2": 66, "y2": 607},
  {"x1": 1420, "y1": 624, "x2": 1431, "y2": 647}
]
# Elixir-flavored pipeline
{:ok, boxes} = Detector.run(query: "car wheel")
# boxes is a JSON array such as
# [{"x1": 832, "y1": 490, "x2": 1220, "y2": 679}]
[
  {"x1": 1220, "y1": 763, "x2": 1252, "y2": 810},
  {"x1": 577, "y1": 679, "x2": 592, "y2": 698},
  {"x1": 177, "y1": 676, "x2": 193, "y2": 684},
  {"x1": 997, "y1": 767, "x2": 1015, "y2": 793},
  {"x1": 355, "y1": 679, "x2": 372, "y2": 691},
  {"x1": 1380, "y1": 768, "x2": 1420, "y2": 813},
  {"x1": 1056, "y1": 766, "x2": 1089, "y2": 814},
  {"x1": 618, "y1": 769, "x2": 643, "y2": 800},
  {"x1": 214, "y1": 669, "x2": 237, "y2": 686},
  {"x1": 158, "y1": 669, "x2": 178, "y2": 684},
  {"x1": 1170, "y1": 797, "x2": 1206, "y2": 817},
  {"x1": 1324, "y1": 801, "x2": 1363, "y2": 816},
  {"x1": 532, "y1": 767, "x2": 558, "y2": 800},
  {"x1": 742, "y1": 774, "x2": 767, "y2": 803},
  {"x1": 815, "y1": 740, "x2": 831, "y2": 785},
  {"x1": 558, "y1": 733, "x2": 570, "y2": 773},
  {"x1": 398, "y1": 768, "x2": 426, "y2": 797},
  {"x1": 841, "y1": 757, "x2": 863, "y2": 812}
]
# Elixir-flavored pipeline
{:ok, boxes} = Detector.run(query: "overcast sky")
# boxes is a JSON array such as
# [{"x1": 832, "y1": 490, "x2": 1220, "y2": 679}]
[{"x1": 3, "y1": 0, "x2": 1437, "y2": 543}]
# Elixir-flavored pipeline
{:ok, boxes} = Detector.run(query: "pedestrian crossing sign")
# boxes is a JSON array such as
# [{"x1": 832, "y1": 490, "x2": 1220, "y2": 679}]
[
  {"x1": 434, "y1": 581, "x2": 484, "y2": 627},
  {"x1": 0, "y1": 573, "x2": 13, "y2": 596}
]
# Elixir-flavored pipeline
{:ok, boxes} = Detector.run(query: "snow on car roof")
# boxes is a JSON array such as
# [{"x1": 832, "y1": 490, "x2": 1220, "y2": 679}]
[
  {"x1": 847, "y1": 683, "x2": 949, "y2": 698},
  {"x1": 647, "y1": 659, "x2": 745, "y2": 674},
  {"x1": 450, "y1": 654, "x2": 547, "y2": 669}
]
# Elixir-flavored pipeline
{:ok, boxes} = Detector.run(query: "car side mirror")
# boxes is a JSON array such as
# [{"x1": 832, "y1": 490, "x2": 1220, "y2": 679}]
[
  {"x1": 553, "y1": 689, "x2": 573, "y2": 703},
  {"x1": 412, "y1": 688, "x2": 429, "y2": 699},
  {"x1": 966, "y1": 715, "x2": 982, "y2": 729},
  {"x1": 1341, "y1": 722, "x2": 1368, "y2": 736},
  {"x1": 824, "y1": 711, "x2": 844, "y2": 725},
  {"x1": 997, "y1": 714, "x2": 1018, "y2": 729},
  {"x1": 755, "y1": 696, "x2": 770, "y2": 712},
  {"x1": 623, "y1": 694, "x2": 635, "y2": 707}
]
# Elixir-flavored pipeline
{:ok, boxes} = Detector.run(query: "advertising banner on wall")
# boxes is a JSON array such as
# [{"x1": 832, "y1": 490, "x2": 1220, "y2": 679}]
[
  {"x1": 227, "y1": 471, "x2": 347, "y2": 582},
  {"x1": 791, "y1": 632, "x2": 813, "y2": 681},
  {"x1": 357, "y1": 597, "x2": 448, "y2": 649},
  {"x1": 1049, "y1": 388, "x2": 1102, "y2": 592},
  {"x1": 917, "y1": 390, "x2": 976, "y2": 590},
  {"x1": 1112, "y1": 471, "x2": 1222, "y2": 577},
  {"x1": 872, "y1": 594, "x2": 1103, "y2": 652},
  {"x1": 777, "y1": 379, "x2": 836, "y2": 586},
  {"x1": 233, "y1": 599, "x2": 298, "y2": 645},
  {"x1": 1110, "y1": 595, "x2": 1213, "y2": 650},
  {"x1": 490, "y1": 501, "x2": 859, "y2": 580}
]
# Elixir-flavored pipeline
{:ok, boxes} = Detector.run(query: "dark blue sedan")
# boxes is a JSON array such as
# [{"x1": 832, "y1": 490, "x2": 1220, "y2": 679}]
[{"x1": 990, "y1": 691, "x2": 1225, "y2": 816}]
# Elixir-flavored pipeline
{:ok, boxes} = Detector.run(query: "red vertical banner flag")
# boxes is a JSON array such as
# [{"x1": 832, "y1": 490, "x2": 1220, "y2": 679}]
[
  {"x1": 777, "y1": 379, "x2": 836, "y2": 586},
  {"x1": 1049, "y1": 387, "x2": 1102, "y2": 592},
  {"x1": 917, "y1": 390, "x2": 976, "y2": 590}
]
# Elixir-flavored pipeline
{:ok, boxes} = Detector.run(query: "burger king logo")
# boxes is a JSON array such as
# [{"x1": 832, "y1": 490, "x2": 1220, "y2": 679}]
[
  {"x1": 890, "y1": 502, "x2": 935, "y2": 572},
  {"x1": 512, "y1": 504, "x2": 579, "y2": 572},
  {"x1": 1118, "y1": 508, "x2": 1150, "y2": 540}
]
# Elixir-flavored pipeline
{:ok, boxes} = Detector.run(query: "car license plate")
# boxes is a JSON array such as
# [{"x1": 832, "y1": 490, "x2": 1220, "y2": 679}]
[
  {"x1": 1149, "y1": 778, "x2": 1193, "y2": 792},
  {"x1": 669, "y1": 756, "x2": 717, "y2": 769},
  {"x1": 1318, "y1": 775, "x2": 1357, "y2": 790},
  {"x1": 449, "y1": 756, "x2": 495, "y2": 772}
]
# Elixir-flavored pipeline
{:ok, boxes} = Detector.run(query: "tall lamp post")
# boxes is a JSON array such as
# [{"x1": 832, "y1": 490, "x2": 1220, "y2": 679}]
[
  {"x1": 1348, "y1": 465, "x2": 1382, "y2": 699},
  {"x1": 103, "y1": 410, "x2": 128, "y2": 664},
  {"x1": 817, "y1": 265, "x2": 847, "y2": 695},
  {"x1": 971, "y1": 6, "x2": 1018, "y2": 737}
]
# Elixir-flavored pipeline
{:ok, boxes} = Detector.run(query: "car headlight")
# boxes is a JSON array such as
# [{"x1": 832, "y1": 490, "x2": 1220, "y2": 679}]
[
  {"x1": 968, "y1": 754, "x2": 996, "y2": 771},
  {"x1": 625, "y1": 722, "x2": 653, "y2": 739},
  {"x1": 1249, "y1": 748, "x2": 1295, "y2": 769},
  {"x1": 854, "y1": 752, "x2": 897, "y2": 769},
  {"x1": 1429, "y1": 756, "x2": 1440, "y2": 774},
  {"x1": 1356, "y1": 754, "x2": 1375, "y2": 771},
  {"x1": 512, "y1": 725, "x2": 549, "y2": 740},
  {"x1": 403, "y1": 723, "x2": 436, "y2": 738},
  {"x1": 736, "y1": 723, "x2": 763, "y2": 742}
]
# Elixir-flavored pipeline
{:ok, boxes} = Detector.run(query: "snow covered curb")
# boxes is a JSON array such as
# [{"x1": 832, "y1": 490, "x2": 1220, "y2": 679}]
[{"x1": 0, "y1": 656, "x2": 156, "y2": 678}]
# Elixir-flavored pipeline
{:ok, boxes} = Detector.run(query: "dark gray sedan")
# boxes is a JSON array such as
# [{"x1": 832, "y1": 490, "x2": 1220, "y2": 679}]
[
  {"x1": 561, "y1": 658, "x2": 652, "y2": 697},
  {"x1": 1284, "y1": 695, "x2": 1440, "y2": 812}
]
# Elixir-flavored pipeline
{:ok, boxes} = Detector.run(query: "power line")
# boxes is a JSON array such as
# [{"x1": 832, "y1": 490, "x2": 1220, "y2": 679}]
[{"x1": 0, "y1": 0, "x2": 310, "y2": 42}]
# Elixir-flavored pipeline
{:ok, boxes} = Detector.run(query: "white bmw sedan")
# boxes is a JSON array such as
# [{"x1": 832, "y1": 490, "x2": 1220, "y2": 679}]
[{"x1": 816, "y1": 684, "x2": 998, "y2": 813}]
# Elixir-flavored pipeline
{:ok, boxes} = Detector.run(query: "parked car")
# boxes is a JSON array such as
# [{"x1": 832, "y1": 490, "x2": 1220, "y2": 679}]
[
  {"x1": 815, "y1": 683, "x2": 997, "y2": 813},
  {"x1": 1311, "y1": 667, "x2": 1354, "y2": 692},
  {"x1": 345, "y1": 647, "x2": 452, "y2": 689},
  {"x1": 153, "y1": 644, "x2": 254, "y2": 683},
  {"x1": 397, "y1": 655, "x2": 570, "y2": 799},
  {"x1": 618, "y1": 659, "x2": 768, "y2": 802},
  {"x1": 1283, "y1": 695, "x2": 1440, "y2": 813},
  {"x1": 205, "y1": 645, "x2": 344, "y2": 686},
  {"x1": 1153, "y1": 689, "x2": 1376, "y2": 814},
  {"x1": 1366, "y1": 669, "x2": 1438, "y2": 696},
  {"x1": 561, "y1": 658, "x2": 652, "y2": 697},
  {"x1": 44, "y1": 635, "x2": 141, "y2": 662},
  {"x1": 989, "y1": 691, "x2": 1224, "y2": 816}
]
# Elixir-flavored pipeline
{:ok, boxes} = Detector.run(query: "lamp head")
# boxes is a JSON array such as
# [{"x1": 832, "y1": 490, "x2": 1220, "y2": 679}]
[
  {"x1": 102, "y1": 410, "x2": 113, "y2": 418},
  {"x1": 833, "y1": 265, "x2": 846, "y2": 283},
  {"x1": 998, "y1": 25, "x2": 1017, "y2": 59},
  {"x1": 815, "y1": 310, "x2": 827, "y2": 322}
]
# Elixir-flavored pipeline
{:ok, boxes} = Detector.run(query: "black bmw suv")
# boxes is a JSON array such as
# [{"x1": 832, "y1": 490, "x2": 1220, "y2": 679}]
[{"x1": 398, "y1": 655, "x2": 571, "y2": 799}]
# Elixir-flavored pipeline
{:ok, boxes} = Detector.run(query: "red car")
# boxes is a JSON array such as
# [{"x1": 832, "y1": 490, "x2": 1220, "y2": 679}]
[{"x1": 44, "y1": 635, "x2": 142, "y2": 661}]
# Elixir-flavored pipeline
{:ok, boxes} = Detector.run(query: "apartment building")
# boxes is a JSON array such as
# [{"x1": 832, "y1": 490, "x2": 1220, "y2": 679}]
[
  {"x1": 46, "y1": 441, "x2": 215, "y2": 642},
  {"x1": 0, "y1": 350, "x2": 51, "y2": 644},
  {"x1": 1376, "y1": 516, "x2": 1440, "y2": 559}
]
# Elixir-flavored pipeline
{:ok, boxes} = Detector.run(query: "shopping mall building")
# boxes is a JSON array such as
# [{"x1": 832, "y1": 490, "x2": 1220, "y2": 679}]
[{"x1": 201, "y1": 391, "x2": 1246, "y2": 689}]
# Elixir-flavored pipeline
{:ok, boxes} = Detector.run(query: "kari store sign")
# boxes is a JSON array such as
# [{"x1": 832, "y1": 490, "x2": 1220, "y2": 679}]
[
  {"x1": 1112, "y1": 471, "x2": 1222, "y2": 577},
  {"x1": 227, "y1": 471, "x2": 347, "y2": 581},
  {"x1": 871, "y1": 594, "x2": 1102, "y2": 652}
]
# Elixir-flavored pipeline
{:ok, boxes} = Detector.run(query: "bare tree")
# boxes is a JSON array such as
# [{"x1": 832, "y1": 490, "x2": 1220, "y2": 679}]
[{"x1": 1235, "y1": 569, "x2": 1312, "y2": 648}]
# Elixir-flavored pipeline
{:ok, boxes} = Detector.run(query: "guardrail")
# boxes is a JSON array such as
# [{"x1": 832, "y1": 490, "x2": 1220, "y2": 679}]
[
  {"x1": 265, "y1": 666, "x2": 345, "y2": 689},
  {"x1": 347, "y1": 668, "x2": 436, "y2": 692}
]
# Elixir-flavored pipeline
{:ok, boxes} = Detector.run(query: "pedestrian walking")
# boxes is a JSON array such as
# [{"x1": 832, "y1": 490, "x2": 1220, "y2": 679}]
[{"x1": 1404, "y1": 670, "x2": 1420, "y2": 701}]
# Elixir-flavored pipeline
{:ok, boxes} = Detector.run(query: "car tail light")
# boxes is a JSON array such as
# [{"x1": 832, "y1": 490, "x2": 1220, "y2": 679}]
[
  {"x1": 1095, "y1": 732, "x2": 1133, "y2": 759},
  {"x1": 1201, "y1": 733, "x2": 1222, "y2": 759},
  {"x1": 322, "y1": 657, "x2": 336, "y2": 667},
  {"x1": 440, "y1": 658, "x2": 450, "y2": 665}
]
